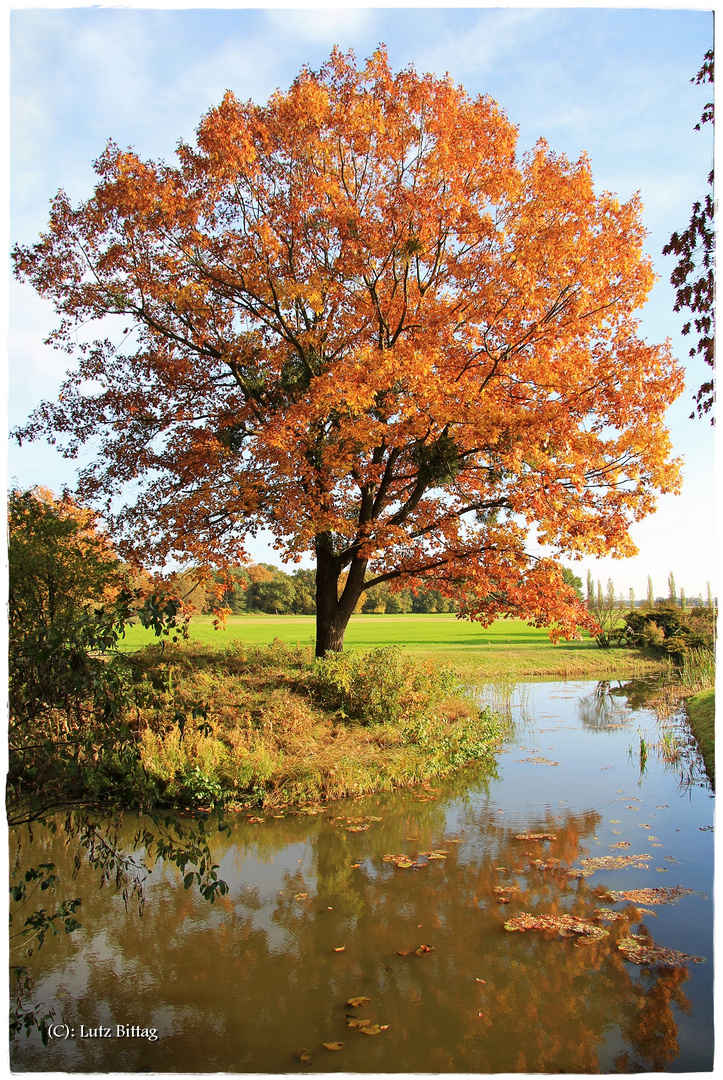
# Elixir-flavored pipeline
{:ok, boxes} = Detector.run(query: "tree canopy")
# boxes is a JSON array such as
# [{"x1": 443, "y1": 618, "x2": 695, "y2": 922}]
[{"x1": 13, "y1": 48, "x2": 683, "y2": 654}]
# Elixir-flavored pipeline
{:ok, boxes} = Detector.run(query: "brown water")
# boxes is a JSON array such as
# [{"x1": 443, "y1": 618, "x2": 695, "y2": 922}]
[{"x1": 10, "y1": 679, "x2": 714, "y2": 1073}]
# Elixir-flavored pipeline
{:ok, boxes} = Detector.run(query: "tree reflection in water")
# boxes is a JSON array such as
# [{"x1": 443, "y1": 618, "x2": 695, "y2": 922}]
[{"x1": 11, "y1": 776, "x2": 703, "y2": 1074}]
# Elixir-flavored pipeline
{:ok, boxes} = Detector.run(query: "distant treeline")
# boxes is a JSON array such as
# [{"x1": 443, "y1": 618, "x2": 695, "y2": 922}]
[
  {"x1": 179, "y1": 564, "x2": 465, "y2": 616},
  {"x1": 177, "y1": 565, "x2": 593, "y2": 616}
]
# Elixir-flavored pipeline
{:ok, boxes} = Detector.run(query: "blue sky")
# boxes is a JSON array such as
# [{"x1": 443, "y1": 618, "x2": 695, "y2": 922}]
[{"x1": 7, "y1": 3, "x2": 716, "y2": 599}]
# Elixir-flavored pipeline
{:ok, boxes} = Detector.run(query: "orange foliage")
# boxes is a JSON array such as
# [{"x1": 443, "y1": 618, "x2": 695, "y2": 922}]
[{"x1": 13, "y1": 49, "x2": 683, "y2": 653}]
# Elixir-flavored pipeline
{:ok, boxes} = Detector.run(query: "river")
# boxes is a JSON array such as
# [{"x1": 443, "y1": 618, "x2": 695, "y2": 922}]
[{"x1": 10, "y1": 678, "x2": 714, "y2": 1073}]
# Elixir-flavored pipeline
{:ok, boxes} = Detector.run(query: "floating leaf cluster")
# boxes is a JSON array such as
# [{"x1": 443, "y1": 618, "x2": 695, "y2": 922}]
[
  {"x1": 513, "y1": 833, "x2": 557, "y2": 841},
  {"x1": 603, "y1": 886, "x2": 695, "y2": 906},
  {"x1": 578, "y1": 854, "x2": 652, "y2": 872},
  {"x1": 593, "y1": 908, "x2": 629, "y2": 923},
  {"x1": 504, "y1": 913, "x2": 609, "y2": 941},
  {"x1": 617, "y1": 935, "x2": 705, "y2": 967},
  {"x1": 515, "y1": 757, "x2": 560, "y2": 766}
]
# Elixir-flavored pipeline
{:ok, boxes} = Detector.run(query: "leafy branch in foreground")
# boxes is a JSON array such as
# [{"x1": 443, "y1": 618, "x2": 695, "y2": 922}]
[{"x1": 662, "y1": 48, "x2": 715, "y2": 421}]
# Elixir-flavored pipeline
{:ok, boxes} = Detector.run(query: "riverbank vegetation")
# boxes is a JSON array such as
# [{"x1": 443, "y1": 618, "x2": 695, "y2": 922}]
[
  {"x1": 134, "y1": 641, "x2": 505, "y2": 809},
  {"x1": 686, "y1": 688, "x2": 715, "y2": 787}
]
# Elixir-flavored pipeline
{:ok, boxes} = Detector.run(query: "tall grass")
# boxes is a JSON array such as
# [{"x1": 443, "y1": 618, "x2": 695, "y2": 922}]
[{"x1": 679, "y1": 647, "x2": 716, "y2": 690}]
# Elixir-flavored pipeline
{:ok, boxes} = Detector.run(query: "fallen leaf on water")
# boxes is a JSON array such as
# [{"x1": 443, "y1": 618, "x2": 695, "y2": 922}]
[
  {"x1": 416, "y1": 944, "x2": 434, "y2": 954},
  {"x1": 397, "y1": 949, "x2": 414, "y2": 956},
  {"x1": 593, "y1": 908, "x2": 629, "y2": 922},
  {"x1": 618, "y1": 935, "x2": 705, "y2": 967},
  {"x1": 656, "y1": 867, "x2": 669, "y2": 873},
  {"x1": 294, "y1": 893, "x2": 308, "y2": 901},
  {"x1": 639, "y1": 824, "x2": 651, "y2": 829},
  {"x1": 475, "y1": 978, "x2": 486, "y2": 983},
  {"x1": 664, "y1": 856, "x2": 680, "y2": 864},
  {"x1": 497, "y1": 897, "x2": 511, "y2": 904},
  {"x1": 346, "y1": 825, "x2": 370, "y2": 833},
  {"x1": 606, "y1": 886, "x2": 695, "y2": 905},
  {"x1": 345, "y1": 1017, "x2": 371, "y2": 1030},
  {"x1": 322, "y1": 1042, "x2": 344, "y2": 1051},
  {"x1": 346, "y1": 996, "x2": 371, "y2": 1008},
  {"x1": 610, "y1": 820, "x2": 622, "y2": 824},
  {"x1": 513, "y1": 833, "x2": 557, "y2": 842},
  {"x1": 609, "y1": 842, "x2": 631, "y2": 849},
  {"x1": 360, "y1": 1025, "x2": 389, "y2": 1036},
  {"x1": 295, "y1": 1049, "x2": 312, "y2": 1066},
  {"x1": 333, "y1": 946, "x2": 346, "y2": 952},
  {"x1": 248, "y1": 816, "x2": 265, "y2": 824},
  {"x1": 350, "y1": 863, "x2": 361, "y2": 869},
  {"x1": 515, "y1": 757, "x2": 560, "y2": 766},
  {"x1": 504, "y1": 913, "x2": 609, "y2": 941},
  {"x1": 383, "y1": 854, "x2": 416, "y2": 869},
  {"x1": 578, "y1": 854, "x2": 652, "y2": 872}
]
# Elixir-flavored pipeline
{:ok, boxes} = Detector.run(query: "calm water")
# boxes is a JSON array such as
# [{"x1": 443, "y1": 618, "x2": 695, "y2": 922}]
[{"x1": 10, "y1": 679, "x2": 714, "y2": 1073}]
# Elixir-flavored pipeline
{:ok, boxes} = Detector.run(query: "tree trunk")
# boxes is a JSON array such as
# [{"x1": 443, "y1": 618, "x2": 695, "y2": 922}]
[{"x1": 314, "y1": 533, "x2": 365, "y2": 657}]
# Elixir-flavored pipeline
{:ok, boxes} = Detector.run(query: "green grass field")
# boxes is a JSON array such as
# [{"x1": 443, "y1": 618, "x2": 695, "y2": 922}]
[{"x1": 120, "y1": 613, "x2": 661, "y2": 678}]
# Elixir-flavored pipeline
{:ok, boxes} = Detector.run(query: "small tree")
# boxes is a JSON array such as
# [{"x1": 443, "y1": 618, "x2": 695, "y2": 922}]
[
  {"x1": 647, "y1": 575, "x2": 655, "y2": 609},
  {"x1": 668, "y1": 571, "x2": 677, "y2": 604},
  {"x1": 588, "y1": 577, "x2": 621, "y2": 648},
  {"x1": 586, "y1": 570, "x2": 595, "y2": 611}
]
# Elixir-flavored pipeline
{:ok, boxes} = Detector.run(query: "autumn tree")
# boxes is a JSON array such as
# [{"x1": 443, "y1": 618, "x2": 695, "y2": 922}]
[
  {"x1": 9, "y1": 486, "x2": 125, "y2": 632},
  {"x1": 13, "y1": 49, "x2": 683, "y2": 656},
  {"x1": 663, "y1": 49, "x2": 715, "y2": 421}
]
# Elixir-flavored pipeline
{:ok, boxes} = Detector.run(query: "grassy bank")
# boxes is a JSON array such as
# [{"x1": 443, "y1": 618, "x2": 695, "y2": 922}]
[
  {"x1": 120, "y1": 614, "x2": 664, "y2": 679},
  {"x1": 134, "y1": 641, "x2": 506, "y2": 808},
  {"x1": 686, "y1": 688, "x2": 715, "y2": 788},
  {"x1": 12, "y1": 641, "x2": 506, "y2": 812}
]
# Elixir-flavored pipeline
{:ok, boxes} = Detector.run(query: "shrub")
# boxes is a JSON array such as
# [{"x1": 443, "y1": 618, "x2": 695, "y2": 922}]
[
  {"x1": 308, "y1": 645, "x2": 457, "y2": 725},
  {"x1": 623, "y1": 602, "x2": 715, "y2": 661}
]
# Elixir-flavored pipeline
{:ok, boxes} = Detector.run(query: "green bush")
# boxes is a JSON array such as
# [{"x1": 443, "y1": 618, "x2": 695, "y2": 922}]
[
  {"x1": 309, "y1": 645, "x2": 457, "y2": 725},
  {"x1": 623, "y1": 603, "x2": 715, "y2": 661}
]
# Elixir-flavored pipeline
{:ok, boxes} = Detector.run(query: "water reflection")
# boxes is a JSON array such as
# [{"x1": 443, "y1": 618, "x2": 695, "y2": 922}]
[
  {"x1": 11, "y1": 678, "x2": 714, "y2": 1073},
  {"x1": 577, "y1": 682, "x2": 634, "y2": 732},
  {"x1": 11, "y1": 788, "x2": 708, "y2": 1073}
]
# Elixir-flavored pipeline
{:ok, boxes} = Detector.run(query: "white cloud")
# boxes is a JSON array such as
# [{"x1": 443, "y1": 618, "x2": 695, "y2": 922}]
[{"x1": 263, "y1": 7, "x2": 375, "y2": 46}]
